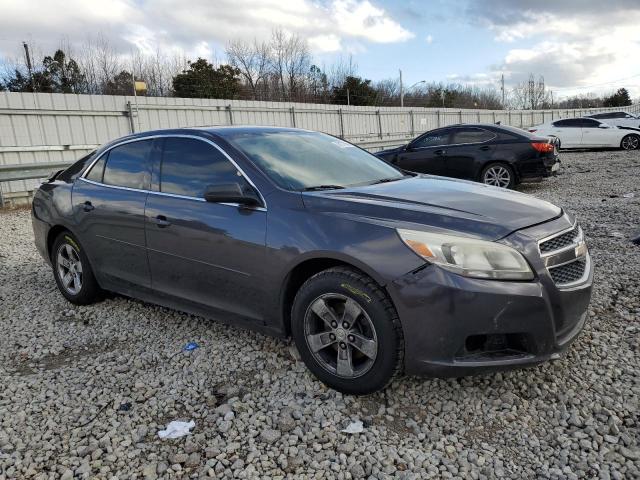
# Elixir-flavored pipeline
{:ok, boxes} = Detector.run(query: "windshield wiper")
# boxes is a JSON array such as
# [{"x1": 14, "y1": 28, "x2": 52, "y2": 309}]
[
  {"x1": 302, "y1": 185, "x2": 346, "y2": 191},
  {"x1": 368, "y1": 176, "x2": 405, "y2": 185}
]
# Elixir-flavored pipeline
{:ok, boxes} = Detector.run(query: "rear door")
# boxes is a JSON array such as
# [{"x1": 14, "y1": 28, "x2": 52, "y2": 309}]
[
  {"x1": 444, "y1": 127, "x2": 497, "y2": 180},
  {"x1": 394, "y1": 128, "x2": 451, "y2": 175},
  {"x1": 73, "y1": 139, "x2": 155, "y2": 288},
  {"x1": 550, "y1": 119, "x2": 583, "y2": 147},
  {"x1": 144, "y1": 136, "x2": 267, "y2": 322}
]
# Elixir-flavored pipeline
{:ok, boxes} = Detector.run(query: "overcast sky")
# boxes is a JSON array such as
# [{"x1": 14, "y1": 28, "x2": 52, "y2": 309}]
[{"x1": 1, "y1": 0, "x2": 639, "y2": 98}]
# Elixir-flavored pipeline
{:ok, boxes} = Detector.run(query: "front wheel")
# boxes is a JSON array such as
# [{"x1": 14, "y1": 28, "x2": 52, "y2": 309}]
[
  {"x1": 621, "y1": 134, "x2": 639, "y2": 150},
  {"x1": 481, "y1": 163, "x2": 515, "y2": 188},
  {"x1": 291, "y1": 267, "x2": 403, "y2": 395},
  {"x1": 52, "y1": 232, "x2": 102, "y2": 305}
]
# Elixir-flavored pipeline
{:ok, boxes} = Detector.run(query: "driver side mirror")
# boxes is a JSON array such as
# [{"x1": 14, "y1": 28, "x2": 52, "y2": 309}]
[{"x1": 204, "y1": 182, "x2": 261, "y2": 207}]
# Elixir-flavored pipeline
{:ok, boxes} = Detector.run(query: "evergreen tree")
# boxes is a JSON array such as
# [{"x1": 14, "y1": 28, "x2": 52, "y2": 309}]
[
  {"x1": 172, "y1": 59, "x2": 241, "y2": 99},
  {"x1": 331, "y1": 76, "x2": 378, "y2": 106}
]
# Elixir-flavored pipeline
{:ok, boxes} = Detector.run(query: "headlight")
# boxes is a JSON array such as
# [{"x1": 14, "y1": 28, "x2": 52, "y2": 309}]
[{"x1": 397, "y1": 229, "x2": 534, "y2": 280}]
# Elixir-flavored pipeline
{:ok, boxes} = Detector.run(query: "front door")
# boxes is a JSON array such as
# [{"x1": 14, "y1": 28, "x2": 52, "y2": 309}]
[
  {"x1": 72, "y1": 139, "x2": 155, "y2": 288},
  {"x1": 145, "y1": 136, "x2": 267, "y2": 322},
  {"x1": 580, "y1": 119, "x2": 612, "y2": 147},
  {"x1": 550, "y1": 119, "x2": 583, "y2": 148},
  {"x1": 395, "y1": 128, "x2": 452, "y2": 176}
]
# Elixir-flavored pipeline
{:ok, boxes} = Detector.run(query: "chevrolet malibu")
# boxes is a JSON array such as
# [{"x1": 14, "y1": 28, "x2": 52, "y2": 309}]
[{"x1": 32, "y1": 127, "x2": 593, "y2": 394}]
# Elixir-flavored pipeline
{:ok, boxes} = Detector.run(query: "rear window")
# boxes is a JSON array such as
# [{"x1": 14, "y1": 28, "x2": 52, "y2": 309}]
[
  {"x1": 103, "y1": 140, "x2": 153, "y2": 190},
  {"x1": 450, "y1": 128, "x2": 495, "y2": 144}
]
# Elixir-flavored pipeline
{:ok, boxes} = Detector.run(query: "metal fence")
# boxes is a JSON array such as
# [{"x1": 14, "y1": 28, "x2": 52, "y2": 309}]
[{"x1": 1, "y1": 91, "x2": 638, "y2": 205}]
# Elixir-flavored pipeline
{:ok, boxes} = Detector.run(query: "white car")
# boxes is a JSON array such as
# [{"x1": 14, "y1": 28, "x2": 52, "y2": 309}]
[
  {"x1": 586, "y1": 111, "x2": 640, "y2": 129},
  {"x1": 529, "y1": 118, "x2": 640, "y2": 150}
]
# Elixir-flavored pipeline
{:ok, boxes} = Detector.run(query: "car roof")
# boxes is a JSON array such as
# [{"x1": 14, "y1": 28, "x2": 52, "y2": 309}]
[{"x1": 96, "y1": 126, "x2": 313, "y2": 151}]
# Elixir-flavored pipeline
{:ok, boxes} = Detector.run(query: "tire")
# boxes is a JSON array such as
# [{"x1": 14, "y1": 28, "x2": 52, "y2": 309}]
[
  {"x1": 480, "y1": 162, "x2": 515, "y2": 188},
  {"x1": 291, "y1": 266, "x2": 403, "y2": 395},
  {"x1": 621, "y1": 134, "x2": 640, "y2": 150},
  {"x1": 51, "y1": 231, "x2": 102, "y2": 305}
]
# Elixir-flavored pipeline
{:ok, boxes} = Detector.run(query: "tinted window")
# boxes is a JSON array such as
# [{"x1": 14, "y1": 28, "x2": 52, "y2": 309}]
[
  {"x1": 553, "y1": 119, "x2": 582, "y2": 127},
  {"x1": 412, "y1": 129, "x2": 451, "y2": 148},
  {"x1": 59, "y1": 152, "x2": 96, "y2": 182},
  {"x1": 589, "y1": 113, "x2": 608, "y2": 119},
  {"x1": 103, "y1": 140, "x2": 152, "y2": 189},
  {"x1": 85, "y1": 156, "x2": 106, "y2": 182},
  {"x1": 450, "y1": 128, "x2": 495, "y2": 144},
  {"x1": 581, "y1": 119, "x2": 601, "y2": 128},
  {"x1": 225, "y1": 131, "x2": 404, "y2": 191},
  {"x1": 160, "y1": 138, "x2": 240, "y2": 197}
]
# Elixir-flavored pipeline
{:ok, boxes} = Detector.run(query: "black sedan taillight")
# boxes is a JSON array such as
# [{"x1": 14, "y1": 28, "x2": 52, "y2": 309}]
[{"x1": 531, "y1": 142, "x2": 555, "y2": 153}]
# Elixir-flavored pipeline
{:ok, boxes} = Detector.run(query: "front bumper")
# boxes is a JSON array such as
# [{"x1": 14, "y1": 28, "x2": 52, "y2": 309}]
[{"x1": 389, "y1": 214, "x2": 593, "y2": 377}]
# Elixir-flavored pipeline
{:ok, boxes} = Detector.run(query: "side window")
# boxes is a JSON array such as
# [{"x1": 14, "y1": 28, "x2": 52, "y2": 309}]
[
  {"x1": 411, "y1": 129, "x2": 450, "y2": 148},
  {"x1": 553, "y1": 119, "x2": 582, "y2": 128},
  {"x1": 581, "y1": 119, "x2": 601, "y2": 128},
  {"x1": 103, "y1": 140, "x2": 152, "y2": 189},
  {"x1": 85, "y1": 155, "x2": 106, "y2": 182},
  {"x1": 450, "y1": 128, "x2": 495, "y2": 144},
  {"x1": 160, "y1": 137, "x2": 240, "y2": 198}
]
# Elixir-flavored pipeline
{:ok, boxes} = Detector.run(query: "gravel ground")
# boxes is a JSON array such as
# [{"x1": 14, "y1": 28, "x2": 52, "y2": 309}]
[{"x1": 1, "y1": 149, "x2": 639, "y2": 480}]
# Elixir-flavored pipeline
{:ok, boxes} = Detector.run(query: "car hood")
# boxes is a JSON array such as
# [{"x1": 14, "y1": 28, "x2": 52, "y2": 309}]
[{"x1": 302, "y1": 176, "x2": 562, "y2": 241}]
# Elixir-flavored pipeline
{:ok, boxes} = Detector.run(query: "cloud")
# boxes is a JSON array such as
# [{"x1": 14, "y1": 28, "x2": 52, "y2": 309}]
[
  {"x1": 467, "y1": 0, "x2": 640, "y2": 95},
  {"x1": 0, "y1": 0, "x2": 413, "y2": 59},
  {"x1": 425, "y1": 34, "x2": 433, "y2": 45}
]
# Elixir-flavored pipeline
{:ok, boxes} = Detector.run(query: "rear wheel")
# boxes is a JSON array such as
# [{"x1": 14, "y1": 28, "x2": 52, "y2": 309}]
[
  {"x1": 291, "y1": 266, "x2": 403, "y2": 395},
  {"x1": 621, "y1": 134, "x2": 639, "y2": 150},
  {"x1": 481, "y1": 163, "x2": 515, "y2": 188},
  {"x1": 52, "y1": 232, "x2": 102, "y2": 305}
]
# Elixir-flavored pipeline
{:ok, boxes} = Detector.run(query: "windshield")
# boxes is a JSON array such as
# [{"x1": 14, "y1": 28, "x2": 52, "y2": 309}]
[{"x1": 225, "y1": 130, "x2": 405, "y2": 191}]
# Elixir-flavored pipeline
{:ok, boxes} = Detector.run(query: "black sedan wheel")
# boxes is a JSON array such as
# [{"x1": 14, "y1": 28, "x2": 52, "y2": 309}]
[
  {"x1": 481, "y1": 163, "x2": 515, "y2": 188},
  {"x1": 621, "y1": 134, "x2": 640, "y2": 150},
  {"x1": 52, "y1": 232, "x2": 102, "y2": 305},
  {"x1": 291, "y1": 266, "x2": 403, "y2": 395}
]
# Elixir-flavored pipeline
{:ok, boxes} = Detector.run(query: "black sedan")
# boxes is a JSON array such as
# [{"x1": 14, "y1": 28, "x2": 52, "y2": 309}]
[{"x1": 376, "y1": 124, "x2": 559, "y2": 188}]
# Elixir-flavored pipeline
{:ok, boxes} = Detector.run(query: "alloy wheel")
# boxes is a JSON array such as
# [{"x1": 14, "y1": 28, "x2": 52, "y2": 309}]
[
  {"x1": 483, "y1": 165, "x2": 512, "y2": 188},
  {"x1": 621, "y1": 135, "x2": 639, "y2": 150},
  {"x1": 303, "y1": 293, "x2": 378, "y2": 378},
  {"x1": 56, "y1": 243, "x2": 83, "y2": 295}
]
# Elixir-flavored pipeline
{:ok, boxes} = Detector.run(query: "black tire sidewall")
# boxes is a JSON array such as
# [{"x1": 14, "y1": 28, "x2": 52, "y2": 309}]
[
  {"x1": 481, "y1": 162, "x2": 515, "y2": 188},
  {"x1": 52, "y1": 232, "x2": 101, "y2": 305},
  {"x1": 291, "y1": 270, "x2": 401, "y2": 395}
]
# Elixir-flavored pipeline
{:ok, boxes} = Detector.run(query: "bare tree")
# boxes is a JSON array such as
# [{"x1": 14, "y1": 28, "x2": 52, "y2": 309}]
[
  {"x1": 511, "y1": 74, "x2": 550, "y2": 109},
  {"x1": 226, "y1": 39, "x2": 270, "y2": 100},
  {"x1": 269, "y1": 28, "x2": 310, "y2": 101}
]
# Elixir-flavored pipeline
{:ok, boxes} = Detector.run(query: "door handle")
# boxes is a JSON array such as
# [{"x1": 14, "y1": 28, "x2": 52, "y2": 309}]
[
  {"x1": 155, "y1": 215, "x2": 171, "y2": 228},
  {"x1": 82, "y1": 201, "x2": 94, "y2": 212},
  {"x1": 434, "y1": 149, "x2": 446, "y2": 155},
  {"x1": 479, "y1": 145, "x2": 490, "y2": 151}
]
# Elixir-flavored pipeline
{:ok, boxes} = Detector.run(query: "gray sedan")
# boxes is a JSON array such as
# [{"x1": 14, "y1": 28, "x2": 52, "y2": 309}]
[{"x1": 32, "y1": 127, "x2": 593, "y2": 394}]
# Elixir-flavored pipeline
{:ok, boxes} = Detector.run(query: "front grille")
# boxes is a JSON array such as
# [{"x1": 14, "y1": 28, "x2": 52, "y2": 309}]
[
  {"x1": 549, "y1": 259, "x2": 587, "y2": 285},
  {"x1": 540, "y1": 226, "x2": 580, "y2": 253}
]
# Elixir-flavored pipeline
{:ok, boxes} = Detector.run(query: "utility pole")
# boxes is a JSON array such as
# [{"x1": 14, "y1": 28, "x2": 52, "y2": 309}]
[
  {"x1": 23, "y1": 42, "x2": 36, "y2": 92},
  {"x1": 501, "y1": 73, "x2": 505, "y2": 108},
  {"x1": 399, "y1": 69, "x2": 404, "y2": 108},
  {"x1": 346, "y1": 88, "x2": 350, "y2": 106},
  {"x1": 550, "y1": 90, "x2": 554, "y2": 109}
]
